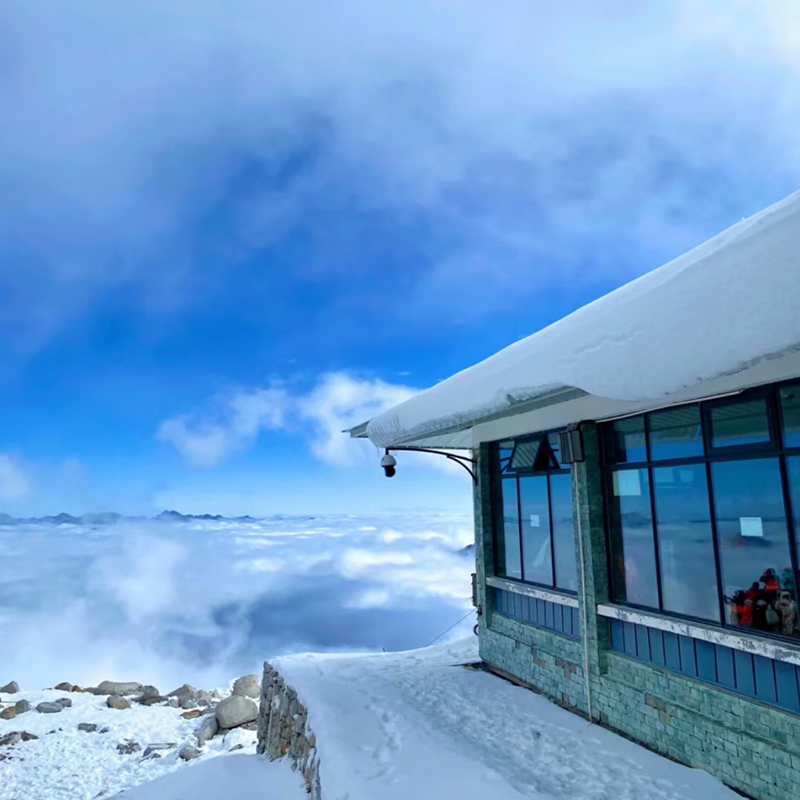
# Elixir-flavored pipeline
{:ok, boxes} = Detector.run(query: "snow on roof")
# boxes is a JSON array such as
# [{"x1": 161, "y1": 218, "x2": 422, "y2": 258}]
[{"x1": 366, "y1": 189, "x2": 800, "y2": 448}]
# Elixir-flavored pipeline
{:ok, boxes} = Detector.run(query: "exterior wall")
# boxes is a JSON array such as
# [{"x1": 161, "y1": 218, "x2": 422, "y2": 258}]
[{"x1": 475, "y1": 425, "x2": 800, "y2": 800}]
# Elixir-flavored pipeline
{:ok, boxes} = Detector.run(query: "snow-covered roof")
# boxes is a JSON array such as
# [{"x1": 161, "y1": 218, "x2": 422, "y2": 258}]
[{"x1": 364, "y1": 189, "x2": 800, "y2": 449}]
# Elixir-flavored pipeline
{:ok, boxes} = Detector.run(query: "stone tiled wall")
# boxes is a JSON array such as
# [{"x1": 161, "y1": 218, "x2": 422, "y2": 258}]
[{"x1": 475, "y1": 424, "x2": 800, "y2": 800}]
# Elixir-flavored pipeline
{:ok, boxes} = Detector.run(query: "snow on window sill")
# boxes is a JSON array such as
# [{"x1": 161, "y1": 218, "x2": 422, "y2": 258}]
[{"x1": 486, "y1": 576, "x2": 580, "y2": 608}]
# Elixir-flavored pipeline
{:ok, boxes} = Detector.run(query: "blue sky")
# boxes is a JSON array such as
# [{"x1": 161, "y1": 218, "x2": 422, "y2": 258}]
[{"x1": 1, "y1": 0, "x2": 800, "y2": 515}]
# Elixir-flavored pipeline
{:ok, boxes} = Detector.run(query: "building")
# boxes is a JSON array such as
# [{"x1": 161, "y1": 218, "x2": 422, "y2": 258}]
[{"x1": 351, "y1": 190, "x2": 800, "y2": 800}]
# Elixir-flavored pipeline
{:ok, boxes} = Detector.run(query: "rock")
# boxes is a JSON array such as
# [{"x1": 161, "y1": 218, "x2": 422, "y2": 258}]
[
  {"x1": 179, "y1": 745, "x2": 201, "y2": 761},
  {"x1": 231, "y1": 674, "x2": 260, "y2": 698},
  {"x1": 77, "y1": 723, "x2": 97, "y2": 732},
  {"x1": 229, "y1": 743, "x2": 244, "y2": 751},
  {"x1": 54, "y1": 682, "x2": 73, "y2": 691},
  {"x1": 0, "y1": 681, "x2": 19, "y2": 694},
  {"x1": 215, "y1": 695, "x2": 258, "y2": 730},
  {"x1": 20, "y1": 731, "x2": 37, "y2": 741},
  {"x1": 36, "y1": 702, "x2": 64, "y2": 714},
  {"x1": 97, "y1": 681, "x2": 142, "y2": 696},
  {"x1": 196, "y1": 690, "x2": 213, "y2": 706},
  {"x1": 139, "y1": 685, "x2": 161, "y2": 699},
  {"x1": 239, "y1": 720, "x2": 258, "y2": 731},
  {"x1": 0, "y1": 732, "x2": 21, "y2": 746},
  {"x1": 167, "y1": 697, "x2": 180, "y2": 708},
  {"x1": 138, "y1": 696, "x2": 167, "y2": 706},
  {"x1": 167, "y1": 683, "x2": 197, "y2": 699},
  {"x1": 194, "y1": 715, "x2": 218, "y2": 744},
  {"x1": 116, "y1": 740, "x2": 141, "y2": 755},
  {"x1": 0, "y1": 707, "x2": 15, "y2": 721},
  {"x1": 107, "y1": 696, "x2": 130, "y2": 710},
  {"x1": 99, "y1": 727, "x2": 110, "y2": 734},
  {"x1": 142, "y1": 743, "x2": 175, "y2": 759},
  {"x1": 55, "y1": 698, "x2": 72, "y2": 708},
  {"x1": 179, "y1": 696, "x2": 198, "y2": 710},
  {"x1": 14, "y1": 700, "x2": 29, "y2": 714},
  {"x1": 72, "y1": 685, "x2": 84, "y2": 693},
  {"x1": 181, "y1": 709, "x2": 203, "y2": 720}
]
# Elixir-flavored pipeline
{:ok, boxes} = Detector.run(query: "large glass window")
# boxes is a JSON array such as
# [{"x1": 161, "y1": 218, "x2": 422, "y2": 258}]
[
  {"x1": 608, "y1": 468, "x2": 659, "y2": 607},
  {"x1": 491, "y1": 431, "x2": 575, "y2": 592},
  {"x1": 653, "y1": 464, "x2": 719, "y2": 621},
  {"x1": 602, "y1": 383, "x2": 800, "y2": 643}
]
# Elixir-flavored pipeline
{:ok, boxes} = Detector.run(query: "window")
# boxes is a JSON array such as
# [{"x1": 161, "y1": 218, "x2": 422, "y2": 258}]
[
  {"x1": 601, "y1": 382, "x2": 800, "y2": 643},
  {"x1": 491, "y1": 431, "x2": 575, "y2": 592}
]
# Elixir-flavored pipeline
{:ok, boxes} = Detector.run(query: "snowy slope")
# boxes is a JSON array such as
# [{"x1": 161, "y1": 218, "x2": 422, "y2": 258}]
[
  {"x1": 367, "y1": 189, "x2": 800, "y2": 448},
  {"x1": 275, "y1": 637, "x2": 742, "y2": 800}
]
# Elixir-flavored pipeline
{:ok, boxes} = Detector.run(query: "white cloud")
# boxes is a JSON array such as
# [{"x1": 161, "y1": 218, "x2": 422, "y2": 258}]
[
  {"x1": 158, "y1": 387, "x2": 290, "y2": 467},
  {"x1": 159, "y1": 372, "x2": 416, "y2": 468},
  {"x1": 0, "y1": 453, "x2": 32, "y2": 500}
]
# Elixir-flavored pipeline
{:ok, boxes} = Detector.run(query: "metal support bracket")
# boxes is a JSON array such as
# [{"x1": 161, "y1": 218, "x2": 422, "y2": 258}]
[{"x1": 387, "y1": 446, "x2": 478, "y2": 483}]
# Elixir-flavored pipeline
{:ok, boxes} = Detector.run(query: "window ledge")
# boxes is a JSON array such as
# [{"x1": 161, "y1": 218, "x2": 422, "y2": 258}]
[
  {"x1": 597, "y1": 603, "x2": 800, "y2": 667},
  {"x1": 487, "y1": 576, "x2": 579, "y2": 608}
]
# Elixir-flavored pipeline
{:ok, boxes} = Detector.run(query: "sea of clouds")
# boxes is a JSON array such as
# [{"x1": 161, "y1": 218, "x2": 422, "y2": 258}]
[{"x1": 0, "y1": 513, "x2": 474, "y2": 691}]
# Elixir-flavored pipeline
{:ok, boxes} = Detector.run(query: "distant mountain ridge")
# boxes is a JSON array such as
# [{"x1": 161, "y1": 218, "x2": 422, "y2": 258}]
[{"x1": 0, "y1": 510, "x2": 262, "y2": 526}]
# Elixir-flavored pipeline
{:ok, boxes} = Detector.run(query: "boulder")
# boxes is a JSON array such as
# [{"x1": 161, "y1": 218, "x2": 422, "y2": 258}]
[
  {"x1": 107, "y1": 696, "x2": 130, "y2": 710},
  {"x1": 179, "y1": 696, "x2": 198, "y2": 710},
  {"x1": 55, "y1": 698, "x2": 72, "y2": 708},
  {"x1": 0, "y1": 681, "x2": 19, "y2": 694},
  {"x1": 97, "y1": 681, "x2": 142, "y2": 696},
  {"x1": 215, "y1": 695, "x2": 257, "y2": 730},
  {"x1": 167, "y1": 697, "x2": 180, "y2": 708},
  {"x1": 167, "y1": 683, "x2": 197, "y2": 699},
  {"x1": 194, "y1": 715, "x2": 218, "y2": 744},
  {"x1": 179, "y1": 745, "x2": 201, "y2": 761},
  {"x1": 231, "y1": 674, "x2": 260, "y2": 698},
  {"x1": 0, "y1": 707, "x2": 15, "y2": 721},
  {"x1": 116, "y1": 740, "x2": 140, "y2": 755},
  {"x1": 0, "y1": 731, "x2": 37, "y2": 746},
  {"x1": 138, "y1": 695, "x2": 167, "y2": 707},
  {"x1": 196, "y1": 690, "x2": 213, "y2": 707},
  {"x1": 181, "y1": 709, "x2": 203, "y2": 720},
  {"x1": 36, "y1": 702, "x2": 64, "y2": 714},
  {"x1": 77, "y1": 723, "x2": 97, "y2": 733},
  {"x1": 14, "y1": 700, "x2": 29, "y2": 714},
  {"x1": 139, "y1": 685, "x2": 161, "y2": 700},
  {"x1": 54, "y1": 682, "x2": 73, "y2": 691}
]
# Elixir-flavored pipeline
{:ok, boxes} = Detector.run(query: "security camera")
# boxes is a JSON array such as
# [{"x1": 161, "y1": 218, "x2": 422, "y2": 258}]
[{"x1": 380, "y1": 451, "x2": 397, "y2": 478}]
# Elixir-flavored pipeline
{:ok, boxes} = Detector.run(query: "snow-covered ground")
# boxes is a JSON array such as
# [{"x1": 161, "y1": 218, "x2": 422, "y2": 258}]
[
  {"x1": 276, "y1": 637, "x2": 742, "y2": 800},
  {"x1": 1, "y1": 637, "x2": 744, "y2": 800}
]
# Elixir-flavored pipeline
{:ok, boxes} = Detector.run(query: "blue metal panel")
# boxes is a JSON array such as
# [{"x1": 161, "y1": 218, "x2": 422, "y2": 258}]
[
  {"x1": 553, "y1": 603, "x2": 564, "y2": 634},
  {"x1": 753, "y1": 655, "x2": 777, "y2": 705},
  {"x1": 774, "y1": 660, "x2": 800, "y2": 714},
  {"x1": 648, "y1": 628, "x2": 666, "y2": 666},
  {"x1": 537, "y1": 599, "x2": 546, "y2": 624},
  {"x1": 734, "y1": 650, "x2": 756, "y2": 697},
  {"x1": 546, "y1": 601, "x2": 556, "y2": 630},
  {"x1": 635, "y1": 625, "x2": 651, "y2": 662},
  {"x1": 696, "y1": 640, "x2": 716, "y2": 682},
  {"x1": 571, "y1": 607, "x2": 581, "y2": 637},
  {"x1": 716, "y1": 646, "x2": 735, "y2": 688},
  {"x1": 664, "y1": 632, "x2": 682, "y2": 671},
  {"x1": 623, "y1": 622, "x2": 638, "y2": 657},
  {"x1": 611, "y1": 619, "x2": 624, "y2": 651},
  {"x1": 496, "y1": 589, "x2": 506, "y2": 614},
  {"x1": 679, "y1": 636, "x2": 697, "y2": 678}
]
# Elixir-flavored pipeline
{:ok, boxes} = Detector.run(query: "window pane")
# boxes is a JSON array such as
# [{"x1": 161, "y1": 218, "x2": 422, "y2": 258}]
[
  {"x1": 604, "y1": 416, "x2": 646, "y2": 463},
  {"x1": 548, "y1": 432, "x2": 562, "y2": 468},
  {"x1": 710, "y1": 399, "x2": 770, "y2": 448},
  {"x1": 509, "y1": 438, "x2": 543, "y2": 472},
  {"x1": 497, "y1": 478, "x2": 521, "y2": 579},
  {"x1": 780, "y1": 385, "x2": 800, "y2": 448},
  {"x1": 653, "y1": 465, "x2": 719, "y2": 621},
  {"x1": 711, "y1": 458, "x2": 797, "y2": 639},
  {"x1": 786, "y1": 457, "x2": 800, "y2": 607},
  {"x1": 551, "y1": 473, "x2": 577, "y2": 591},
  {"x1": 608, "y1": 468, "x2": 659, "y2": 607},
  {"x1": 649, "y1": 405, "x2": 703, "y2": 461},
  {"x1": 519, "y1": 475, "x2": 552, "y2": 585},
  {"x1": 498, "y1": 440, "x2": 514, "y2": 473}
]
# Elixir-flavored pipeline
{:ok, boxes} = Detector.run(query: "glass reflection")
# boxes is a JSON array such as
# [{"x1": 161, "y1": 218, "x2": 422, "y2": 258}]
[
  {"x1": 497, "y1": 478, "x2": 521, "y2": 579},
  {"x1": 649, "y1": 405, "x2": 703, "y2": 461},
  {"x1": 551, "y1": 473, "x2": 578, "y2": 592},
  {"x1": 608, "y1": 468, "x2": 659, "y2": 608},
  {"x1": 605, "y1": 416, "x2": 646, "y2": 463},
  {"x1": 711, "y1": 458, "x2": 798, "y2": 639},
  {"x1": 652, "y1": 465, "x2": 719, "y2": 621},
  {"x1": 780, "y1": 385, "x2": 800, "y2": 448},
  {"x1": 710, "y1": 399, "x2": 770, "y2": 448},
  {"x1": 519, "y1": 475, "x2": 553, "y2": 585}
]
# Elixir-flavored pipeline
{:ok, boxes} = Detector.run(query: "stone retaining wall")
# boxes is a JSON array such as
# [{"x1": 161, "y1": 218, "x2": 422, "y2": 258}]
[{"x1": 256, "y1": 662, "x2": 321, "y2": 799}]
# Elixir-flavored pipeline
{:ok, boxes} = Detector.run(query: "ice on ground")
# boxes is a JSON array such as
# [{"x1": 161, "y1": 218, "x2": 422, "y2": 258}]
[
  {"x1": 366, "y1": 188, "x2": 800, "y2": 447},
  {"x1": 275, "y1": 636, "x2": 742, "y2": 800},
  {"x1": 114, "y1": 754, "x2": 305, "y2": 799}
]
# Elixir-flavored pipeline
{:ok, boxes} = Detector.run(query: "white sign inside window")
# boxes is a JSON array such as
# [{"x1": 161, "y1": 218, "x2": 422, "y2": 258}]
[
  {"x1": 740, "y1": 517, "x2": 764, "y2": 538},
  {"x1": 530, "y1": 514, "x2": 541, "y2": 528},
  {"x1": 613, "y1": 470, "x2": 642, "y2": 497}
]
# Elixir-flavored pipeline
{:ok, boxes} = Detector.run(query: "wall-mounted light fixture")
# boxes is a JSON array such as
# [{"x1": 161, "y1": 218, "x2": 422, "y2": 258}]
[{"x1": 558, "y1": 424, "x2": 585, "y2": 464}]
